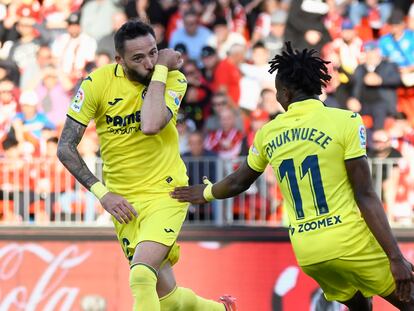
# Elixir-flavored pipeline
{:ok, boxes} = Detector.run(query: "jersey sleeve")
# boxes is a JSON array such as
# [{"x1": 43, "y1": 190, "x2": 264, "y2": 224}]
[
  {"x1": 66, "y1": 75, "x2": 99, "y2": 126},
  {"x1": 164, "y1": 70, "x2": 187, "y2": 122},
  {"x1": 343, "y1": 112, "x2": 367, "y2": 160},
  {"x1": 247, "y1": 128, "x2": 268, "y2": 172}
]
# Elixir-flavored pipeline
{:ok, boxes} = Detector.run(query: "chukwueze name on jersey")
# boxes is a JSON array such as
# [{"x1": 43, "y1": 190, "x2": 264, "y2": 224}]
[{"x1": 265, "y1": 127, "x2": 333, "y2": 158}]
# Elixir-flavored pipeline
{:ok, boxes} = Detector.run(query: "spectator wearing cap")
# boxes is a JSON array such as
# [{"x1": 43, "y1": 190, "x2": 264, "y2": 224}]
[
  {"x1": 97, "y1": 11, "x2": 128, "y2": 61},
  {"x1": 174, "y1": 42, "x2": 190, "y2": 64},
  {"x1": 264, "y1": 10, "x2": 287, "y2": 59},
  {"x1": 200, "y1": 46, "x2": 219, "y2": 87},
  {"x1": 51, "y1": 12, "x2": 97, "y2": 84},
  {"x1": 13, "y1": 90, "x2": 56, "y2": 155},
  {"x1": 169, "y1": 8, "x2": 214, "y2": 65},
  {"x1": 347, "y1": 40, "x2": 401, "y2": 130},
  {"x1": 209, "y1": 17, "x2": 246, "y2": 60},
  {"x1": 80, "y1": 0, "x2": 122, "y2": 41},
  {"x1": 213, "y1": 43, "x2": 245, "y2": 106},
  {"x1": 379, "y1": 9, "x2": 414, "y2": 80}
]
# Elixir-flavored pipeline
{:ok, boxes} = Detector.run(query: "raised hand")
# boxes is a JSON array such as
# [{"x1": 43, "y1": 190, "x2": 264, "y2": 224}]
[
  {"x1": 100, "y1": 192, "x2": 138, "y2": 224},
  {"x1": 157, "y1": 48, "x2": 184, "y2": 71}
]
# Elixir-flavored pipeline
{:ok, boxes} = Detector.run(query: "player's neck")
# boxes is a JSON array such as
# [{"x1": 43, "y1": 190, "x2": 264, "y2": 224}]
[{"x1": 290, "y1": 94, "x2": 319, "y2": 104}]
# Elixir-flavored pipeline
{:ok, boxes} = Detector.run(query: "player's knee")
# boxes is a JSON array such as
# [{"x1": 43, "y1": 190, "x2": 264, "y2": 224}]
[{"x1": 129, "y1": 263, "x2": 158, "y2": 292}]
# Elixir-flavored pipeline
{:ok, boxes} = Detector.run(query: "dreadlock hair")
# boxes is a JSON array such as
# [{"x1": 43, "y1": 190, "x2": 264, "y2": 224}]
[{"x1": 268, "y1": 42, "x2": 331, "y2": 96}]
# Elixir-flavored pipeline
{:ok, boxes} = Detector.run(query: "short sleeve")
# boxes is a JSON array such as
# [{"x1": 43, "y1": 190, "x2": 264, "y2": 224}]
[
  {"x1": 164, "y1": 70, "x2": 187, "y2": 121},
  {"x1": 247, "y1": 128, "x2": 268, "y2": 172},
  {"x1": 66, "y1": 76, "x2": 98, "y2": 126},
  {"x1": 343, "y1": 112, "x2": 367, "y2": 160}
]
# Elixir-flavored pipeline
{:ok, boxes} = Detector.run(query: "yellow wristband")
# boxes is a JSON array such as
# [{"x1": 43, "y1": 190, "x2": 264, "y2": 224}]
[
  {"x1": 202, "y1": 178, "x2": 215, "y2": 202},
  {"x1": 90, "y1": 181, "x2": 109, "y2": 200},
  {"x1": 151, "y1": 64, "x2": 168, "y2": 84}
]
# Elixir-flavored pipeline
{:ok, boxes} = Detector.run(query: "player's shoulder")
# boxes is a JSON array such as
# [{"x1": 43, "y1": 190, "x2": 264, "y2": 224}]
[
  {"x1": 325, "y1": 106, "x2": 360, "y2": 120},
  {"x1": 166, "y1": 70, "x2": 187, "y2": 86},
  {"x1": 324, "y1": 107, "x2": 364, "y2": 133},
  {"x1": 86, "y1": 63, "x2": 118, "y2": 84}
]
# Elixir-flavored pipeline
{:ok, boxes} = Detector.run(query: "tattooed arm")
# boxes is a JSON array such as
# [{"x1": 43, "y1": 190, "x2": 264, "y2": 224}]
[
  {"x1": 57, "y1": 117, "x2": 137, "y2": 224},
  {"x1": 57, "y1": 117, "x2": 98, "y2": 190}
]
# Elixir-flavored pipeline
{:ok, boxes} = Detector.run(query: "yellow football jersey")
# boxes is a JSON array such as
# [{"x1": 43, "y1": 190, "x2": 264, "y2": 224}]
[
  {"x1": 67, "y1": 64, "x2": 188, "y2": 200},
  {"x1": 248, "y1": 99, "x2": 375, "y2": 266}
]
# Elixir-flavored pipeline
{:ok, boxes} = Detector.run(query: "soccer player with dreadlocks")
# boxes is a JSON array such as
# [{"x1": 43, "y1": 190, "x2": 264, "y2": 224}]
[{"x1": 172, "y1": 42, "x2": 414, "y2": 310}]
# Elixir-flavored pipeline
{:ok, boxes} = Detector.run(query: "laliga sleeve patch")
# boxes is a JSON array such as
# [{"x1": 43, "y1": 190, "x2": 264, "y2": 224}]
[
  {"x1": 71, "y1": 88, "x2": 85, "y2": 112},
  {"x1": 359, "y1": 125, "x2": 366, "y2": 148},
  {"x1": 168, "y1": 90, "x2": 182, "y2": 106},
  {"x1": 251, "y1": 144, "x2": 259, "y2": 155}
]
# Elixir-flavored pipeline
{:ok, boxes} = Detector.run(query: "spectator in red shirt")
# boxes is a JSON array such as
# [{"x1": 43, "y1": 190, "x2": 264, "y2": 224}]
[
  {"x1": 204, "y1": 105, "x2": 244, "y2": 160},
  {"x1": 213, "y1": 43, "x2": 245, "y2": 106}
]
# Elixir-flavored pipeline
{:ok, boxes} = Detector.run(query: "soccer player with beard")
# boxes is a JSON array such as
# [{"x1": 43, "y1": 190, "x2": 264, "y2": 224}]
[{"x1": 57, "y1": 20, "x2": 236, "y2": 311}]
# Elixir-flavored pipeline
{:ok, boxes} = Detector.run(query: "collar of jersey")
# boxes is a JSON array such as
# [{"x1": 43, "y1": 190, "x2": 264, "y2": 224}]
[
  {"x1": 114, "y1": 64, "x2": 125, "y2": 77},
  {"x1": 287, "y1": 99, "x2": 324, "y2": 111}
]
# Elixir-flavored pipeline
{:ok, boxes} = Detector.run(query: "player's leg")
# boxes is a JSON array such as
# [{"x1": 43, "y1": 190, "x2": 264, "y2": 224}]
[
  {"x1": 338, "y1": 291, "x2": 372, "y2": 311},
  {"x1": 130, "y1": 241, "x2": 170, "y2": 311},
  {"x1": 157, "y1": 261, "x2": 227, "y2": 311},
  {"x1": 382, "y1": 290, "x2": 414, "y2": 310}
]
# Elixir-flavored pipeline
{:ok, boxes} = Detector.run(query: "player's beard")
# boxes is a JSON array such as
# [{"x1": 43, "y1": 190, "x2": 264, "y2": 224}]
[{"x1": 123, "y1": 65, "x2": 152, "y2": 85}]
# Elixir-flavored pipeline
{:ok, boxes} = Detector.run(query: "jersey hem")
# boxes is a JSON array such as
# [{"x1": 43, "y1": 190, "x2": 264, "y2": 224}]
[
  {"x1": 66, "y1": 114, "x2": 88, "y2": 127},
  {"x1": 246, "y1": 159, "x2": 265, "y2": 173},
  {"x1": 344, "y1": 154, "x2": 367, "y2": 162}
]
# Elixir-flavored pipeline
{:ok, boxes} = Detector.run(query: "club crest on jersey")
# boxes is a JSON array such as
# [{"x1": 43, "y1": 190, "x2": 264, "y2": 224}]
[
  {"x1": 71, "y1": 87, "x2": 85, "y2": 112},
  {"x1": 359, "y1": 125, "x2": 366, "y2": 148},
  {"x1": 168, "y1": 90, "x2": 182, "y2": 106}
]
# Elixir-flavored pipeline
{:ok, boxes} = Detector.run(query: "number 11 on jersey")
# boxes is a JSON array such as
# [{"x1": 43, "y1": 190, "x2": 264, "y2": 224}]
[{"x1": 278, "y1": 155, "x2": 329, "y2": 220}]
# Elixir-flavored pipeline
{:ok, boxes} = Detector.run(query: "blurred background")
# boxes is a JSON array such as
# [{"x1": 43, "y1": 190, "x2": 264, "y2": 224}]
[{"x1": 1, "y1": 0, "x2": 414, "y2": 310}]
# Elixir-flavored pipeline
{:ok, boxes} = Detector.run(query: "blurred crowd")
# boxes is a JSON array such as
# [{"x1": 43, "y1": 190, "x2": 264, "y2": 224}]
[{"x1": 0, "y1": 0, "x2": 414, "y2": 225}]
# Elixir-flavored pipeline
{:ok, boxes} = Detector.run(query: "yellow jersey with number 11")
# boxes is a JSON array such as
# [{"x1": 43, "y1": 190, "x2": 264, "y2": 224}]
[{"x1": 247, "y1": 99, "x2": 380, "y2": 266}]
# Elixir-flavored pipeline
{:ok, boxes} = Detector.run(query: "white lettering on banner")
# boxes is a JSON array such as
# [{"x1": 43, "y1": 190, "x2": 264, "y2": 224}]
[{"x1": 0, "y1": 243, "x2": 91, "y2": 311}]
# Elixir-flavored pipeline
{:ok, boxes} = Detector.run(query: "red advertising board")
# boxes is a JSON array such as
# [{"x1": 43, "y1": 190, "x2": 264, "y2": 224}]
[{"x1": 0, "y1": 240, "x2": 411, "y2": 310}]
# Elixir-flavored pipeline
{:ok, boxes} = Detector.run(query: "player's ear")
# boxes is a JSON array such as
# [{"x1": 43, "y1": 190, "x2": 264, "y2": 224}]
[{"x1": 115, "y1": 54, "x2": 122, "y2": 64}]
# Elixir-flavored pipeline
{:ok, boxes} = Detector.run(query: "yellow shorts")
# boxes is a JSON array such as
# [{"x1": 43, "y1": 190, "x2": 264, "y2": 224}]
[
  {"x1": 112, "y1": 193, "x2": 188, "y2": 266},
  {"x1": 301, "y1": 239, "x2": 395, "y2": 302}
]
